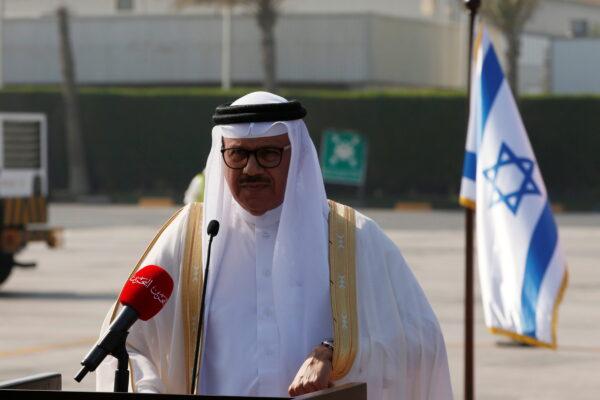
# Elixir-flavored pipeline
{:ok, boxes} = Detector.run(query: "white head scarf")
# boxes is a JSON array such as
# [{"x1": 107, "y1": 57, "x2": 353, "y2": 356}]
[{"x1": 202, "y1": 91, "x2": 332, "y2": 377}]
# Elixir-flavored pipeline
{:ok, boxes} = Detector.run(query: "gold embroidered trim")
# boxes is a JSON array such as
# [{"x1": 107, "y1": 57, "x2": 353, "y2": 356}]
[
  {"x1": 108, "y1": 206, "x2": 184, "y2": 393},
  {"x1": 181, "y1": 202, "x2": 204, "y2": 393},
  {"x1": 327, "y1": 200, "x2": 358, "y2": 380}
]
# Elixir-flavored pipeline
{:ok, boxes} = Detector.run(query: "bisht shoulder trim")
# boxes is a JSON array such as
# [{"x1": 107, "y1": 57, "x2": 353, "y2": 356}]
[
  {"x1": 327, "y1": 200, "x2": 359, "y2": 380},
  {"x1": 182, "y1": 202, "x2": 204, "y2": 393}
]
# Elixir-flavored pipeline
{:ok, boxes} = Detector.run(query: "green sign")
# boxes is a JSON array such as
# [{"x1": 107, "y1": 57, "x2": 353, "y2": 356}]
[{"x1": 320, "y1": 130, "x2": 367, "y2": 185}]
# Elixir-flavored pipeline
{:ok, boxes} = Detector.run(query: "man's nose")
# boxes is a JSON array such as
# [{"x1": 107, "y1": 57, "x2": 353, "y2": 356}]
[{"x1": 243, "y1": 153, "x2": 264, "y2": 175}]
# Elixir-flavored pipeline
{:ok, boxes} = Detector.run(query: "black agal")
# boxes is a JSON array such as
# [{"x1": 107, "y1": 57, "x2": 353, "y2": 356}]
[{"x1": 212, "y1": 100, "x2": 307, "y2": 125}]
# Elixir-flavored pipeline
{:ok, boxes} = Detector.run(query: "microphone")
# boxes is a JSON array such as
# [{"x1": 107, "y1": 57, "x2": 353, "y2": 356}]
[
  {"x1": 190, "y1": 220, "x2": 220, "y2": 394},
  {"x1": 207, "y1": 220, "x2": 220, "y2": 236},
  {"x1": 75, "y1": 265, "x2": 174, "y2": 383}
]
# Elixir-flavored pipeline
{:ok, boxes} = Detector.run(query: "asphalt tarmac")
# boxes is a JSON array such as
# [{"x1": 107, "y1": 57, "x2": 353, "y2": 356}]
[{"x1": 0, "y1": 204, "x2": 598, "y2": 399}]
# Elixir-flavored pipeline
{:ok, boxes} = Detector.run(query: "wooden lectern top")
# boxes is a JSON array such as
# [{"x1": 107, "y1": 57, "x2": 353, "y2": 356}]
[{"x1": 0, "y1": 381, "x2": 366, "y2": 400}]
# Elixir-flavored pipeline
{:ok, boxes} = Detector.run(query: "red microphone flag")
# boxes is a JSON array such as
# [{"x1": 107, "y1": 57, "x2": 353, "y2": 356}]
[{"x1": 119, "y1": 265, "x2": 174, "y2": 321}]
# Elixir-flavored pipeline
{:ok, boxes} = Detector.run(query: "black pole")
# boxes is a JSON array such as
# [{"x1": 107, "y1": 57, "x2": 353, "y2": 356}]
[
  {"x1": 57, "y1": 6, "x2": 90, "y2": 197},
  {"x1": 112, "y1": 335, "x2": 130, "y2": 393},
  {"x1": 190, "y1": 220, "x2": 220, "y2": 395},
  {"x1": 464, "y1": 2, "x2": 480, "y2": 400}
]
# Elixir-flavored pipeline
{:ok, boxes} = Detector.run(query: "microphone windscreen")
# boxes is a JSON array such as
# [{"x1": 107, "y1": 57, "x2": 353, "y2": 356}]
[
  {"x1": 119, "y1": 265, "x2": 174, "y2": 321},
  {"x1": 207, "y1": 220, "x2": 220, "y2": 236}
]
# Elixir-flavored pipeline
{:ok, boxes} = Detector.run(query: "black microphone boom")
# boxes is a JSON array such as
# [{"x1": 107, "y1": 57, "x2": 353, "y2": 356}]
[
  {"x1": 74, "y1": 306, "x2": 139, "y2": 382},
  {"x1": 190, "y1": 219, "x2": 220, "y2": 394}
]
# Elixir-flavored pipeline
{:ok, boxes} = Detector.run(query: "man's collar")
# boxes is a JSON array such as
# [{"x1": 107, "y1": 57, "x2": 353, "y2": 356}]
[{"x1": 235, "y1": 202, "x2": 282, "y2": 229}]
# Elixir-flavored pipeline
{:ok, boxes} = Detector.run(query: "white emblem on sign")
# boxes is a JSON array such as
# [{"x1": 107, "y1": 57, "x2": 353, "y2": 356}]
[{"x1": 330, "y1": 134, "x2": 360, "y2": 167}]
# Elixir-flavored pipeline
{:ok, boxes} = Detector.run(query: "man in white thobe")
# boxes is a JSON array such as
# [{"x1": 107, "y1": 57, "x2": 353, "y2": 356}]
[{"x1": 97, "y1": 91, "x2": 453, "y2": 399}]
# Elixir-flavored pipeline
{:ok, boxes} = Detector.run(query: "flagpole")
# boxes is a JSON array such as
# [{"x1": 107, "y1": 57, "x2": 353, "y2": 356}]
[{"x1": 463, "y1": 1, "x2": 480, "y2": 400}]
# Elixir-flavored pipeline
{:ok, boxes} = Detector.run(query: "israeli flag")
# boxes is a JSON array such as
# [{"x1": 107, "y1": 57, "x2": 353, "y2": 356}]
[{"x1": 459, "y1": 29, "x2": 568, "y2": 348}]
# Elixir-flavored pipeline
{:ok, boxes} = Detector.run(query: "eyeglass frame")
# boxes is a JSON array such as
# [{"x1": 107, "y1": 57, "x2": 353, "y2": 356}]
[{"x1": 220, "y1": 144, "x2": 291, "y2": 169}]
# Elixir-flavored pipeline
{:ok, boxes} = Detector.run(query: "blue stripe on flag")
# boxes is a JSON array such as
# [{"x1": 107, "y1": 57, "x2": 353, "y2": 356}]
[
  {"x1": 462, "y1": 151, "x2": 477, "y2": 180},
  {"x1": 480, "y1": 47, "x2": 504, "y2": 137},
  {"x1": 521, "y1": 202, "x2": 559, "y2": 338}
]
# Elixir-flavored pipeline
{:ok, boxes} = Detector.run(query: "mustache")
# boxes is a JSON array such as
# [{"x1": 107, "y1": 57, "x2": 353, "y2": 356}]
[{"x1": 238, "y1": 175, "x2": 271, "y2": 185}]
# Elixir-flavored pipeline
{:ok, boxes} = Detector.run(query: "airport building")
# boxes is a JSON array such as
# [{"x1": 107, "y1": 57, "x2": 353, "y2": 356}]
[{"x1": 0, "y1": 0, "x2": 599, "y2": 93}]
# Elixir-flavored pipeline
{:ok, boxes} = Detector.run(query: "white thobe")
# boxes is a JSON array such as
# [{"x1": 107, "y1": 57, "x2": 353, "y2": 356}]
[
  {"x1": 201, "y1": 203, "x2": 330, "y2": 396},
  {"x1": 97, "y1": 203, "x2": 453, "y2": 399}
]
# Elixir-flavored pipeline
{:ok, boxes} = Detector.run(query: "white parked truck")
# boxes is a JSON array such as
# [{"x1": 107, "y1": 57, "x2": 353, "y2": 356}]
[{"x1": 0, "y1": 113, "x2": 61, "y2": 286}]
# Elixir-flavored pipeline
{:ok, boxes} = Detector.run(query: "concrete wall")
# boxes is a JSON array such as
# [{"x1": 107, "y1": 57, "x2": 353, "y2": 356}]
[
  {"x1": 276, "y1": 15, "x2": 369, "y2": 84},
  {"x1": 526, "y1": 0, "x2": 600, "y2": 37},
  {"x1": 4, "y1": 15, "x2": 223, "y2": 84},
  {"x1": 1, "y1": 13, "x2": 462, "y2": 88},
  {"x1": 7, "y1": 0, "x2": 600, "y2": 37},
  {"x1": 519, "y1": 35, "x2": 551, "y2": 94},
  {"x1": 551, "y1": 38, "x2": 600, "y2": 93},
  {"x1": 489, "y1": 28, "x2": 551, "y2": 94},
  {"x1": 5, "y1": 0, "x2": 600, "y2": 95},
  {"x1": 1, "y1": 0, "x2": 460, "y2": 20},
  {"x1": 370, "y1": 16, "x2": 466, "y2": 87},
  {"x1": 281, "y1": 0, "x2": 462, "y2": 22}
]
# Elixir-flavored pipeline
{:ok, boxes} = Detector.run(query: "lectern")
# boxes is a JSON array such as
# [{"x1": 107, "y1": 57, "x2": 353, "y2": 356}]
[{"x1": 0, "y1": 373, "x2": 366, "y2": 400}]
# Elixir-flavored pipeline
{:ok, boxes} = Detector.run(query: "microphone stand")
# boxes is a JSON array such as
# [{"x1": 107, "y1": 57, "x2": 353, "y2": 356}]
[
  {"x1": 190, "y1": 220, "x2": 220, "y2": 395},
  {"x1": 74, "y1": 321, "x2": 132, "y2": 392},
  {"x1": 111, "y1": 333, "x2": 130, "y2": 393}
]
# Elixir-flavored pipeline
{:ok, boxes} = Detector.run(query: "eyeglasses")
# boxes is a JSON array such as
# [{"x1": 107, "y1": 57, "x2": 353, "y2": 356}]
[{"x1": 221, "y1": 144, "x2": 291, "y2": 169}]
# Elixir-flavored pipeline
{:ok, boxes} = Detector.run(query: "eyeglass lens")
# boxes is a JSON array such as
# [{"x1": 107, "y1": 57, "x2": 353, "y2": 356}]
[{"x1": 223, "y1": 147, "x2": 284, "y2": 169}]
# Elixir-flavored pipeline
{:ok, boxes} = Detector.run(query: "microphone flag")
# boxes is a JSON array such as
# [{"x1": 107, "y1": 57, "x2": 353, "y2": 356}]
[{"x1": 459, "y1": 27, "x2": 568, "y2": 348}]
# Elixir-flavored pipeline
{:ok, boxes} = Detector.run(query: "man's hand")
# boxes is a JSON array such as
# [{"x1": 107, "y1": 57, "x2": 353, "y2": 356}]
[{"x1": 288, "y1": 345, "x2": 333, "y2": 397}]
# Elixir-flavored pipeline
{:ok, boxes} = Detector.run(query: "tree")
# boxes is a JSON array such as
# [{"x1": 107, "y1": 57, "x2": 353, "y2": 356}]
[
  {"x1": 57, "y1": 6, "x2": 90, "y2": 197},
  {"x1": 177, "y1": 0, "x2": 280, "y2": 92},
  {"x1": 480, "y1": 0, "x2": 540, "y2": 97}
]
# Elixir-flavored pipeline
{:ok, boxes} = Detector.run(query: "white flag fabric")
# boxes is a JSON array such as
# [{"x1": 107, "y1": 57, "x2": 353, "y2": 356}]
[{"x1": 459, "y1": 29, "x2": 568, "y2": 348}]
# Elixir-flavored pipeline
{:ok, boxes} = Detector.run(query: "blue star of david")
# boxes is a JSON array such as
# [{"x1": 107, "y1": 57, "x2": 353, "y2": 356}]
[{"x1": 482, "y1": 143, "x2": 541, "y2": 215}]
